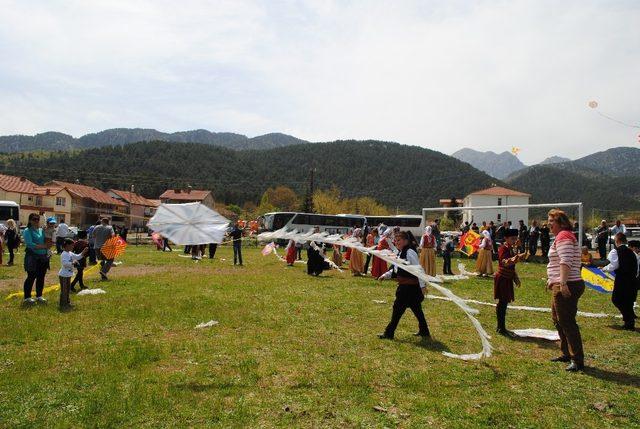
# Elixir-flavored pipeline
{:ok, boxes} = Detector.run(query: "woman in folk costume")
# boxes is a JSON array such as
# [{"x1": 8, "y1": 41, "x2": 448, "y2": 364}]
[
  {"x1": 371, "y1": 229, "x2": 395, "y2": 279},
  {"x1": 419, "y1": 226, "x2": 437, "y2": 277},
  {"x1": 349, "y1": 228, "x2": 366, "y2": 276},
  {"x1": 475, "y1": 230, "x2": 494, "y2": 276},
  {"x1": 494, "y1": 229, "x2": 524, "y2": 336},
  {"x1": 285, "y1": 239, "x2": 297, "y2": 266},
  {"x1": 332, "y1": 244, "x2": 343, "y2": 267},
  {"x1": 344, "y1": 230, "x2": 353, "y2": 261}
]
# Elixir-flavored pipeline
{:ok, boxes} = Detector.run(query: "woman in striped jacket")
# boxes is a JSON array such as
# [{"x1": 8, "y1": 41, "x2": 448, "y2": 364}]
[{"x1": 546, "y1": 209, "x2": 585, "y2": 372}]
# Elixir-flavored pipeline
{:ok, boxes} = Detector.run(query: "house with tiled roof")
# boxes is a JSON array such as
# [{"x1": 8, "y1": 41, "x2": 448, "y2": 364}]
[
  {"x1": 462, "y1": 185, "x2": 531, "y2": 226},
  {"x1": 47, "y1": 180, "x2": 126, "y2": 227},
  {"x1": 0, "y1": 173, "x2": 72, "y2": 225},
  {"x1": 107, "y1": 189, "x2": 160, "y2": 227},
  {"x1": 159, "y1": 188, "x2": 214, "y2": 208}
]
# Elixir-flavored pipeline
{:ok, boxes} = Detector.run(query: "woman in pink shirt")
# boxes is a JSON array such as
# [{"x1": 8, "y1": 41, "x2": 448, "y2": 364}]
[{"x1": 546, "y1": 209, "x2": 585, "y2": 372}]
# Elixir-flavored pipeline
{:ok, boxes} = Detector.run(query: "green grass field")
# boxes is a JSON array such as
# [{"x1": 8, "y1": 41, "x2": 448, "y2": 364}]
[{"x1": 0, "y1": 246, "x2": 638, "y2": 428}]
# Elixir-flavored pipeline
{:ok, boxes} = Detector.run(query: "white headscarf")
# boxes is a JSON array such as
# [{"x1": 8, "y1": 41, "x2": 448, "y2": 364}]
[
  {"x1": 425, "y1": 226, "x2": 432, "y2": 236},
  {"x1": 382, "y1": 228, "x2": 392, "y2": 238},
  {"x1": 482, "y1": 230, "x2": 491, "y2": 240}
]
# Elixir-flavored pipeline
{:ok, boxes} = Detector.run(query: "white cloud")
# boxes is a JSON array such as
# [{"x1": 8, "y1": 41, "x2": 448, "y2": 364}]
[{"x1": 0, "y1": 0, "x2": 638, "y2": 163}]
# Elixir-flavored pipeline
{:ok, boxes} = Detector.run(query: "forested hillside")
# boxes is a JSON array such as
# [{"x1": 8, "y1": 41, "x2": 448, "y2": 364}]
[{"x1": 1, "y1": 140, "x2": 500, "y2": 212}]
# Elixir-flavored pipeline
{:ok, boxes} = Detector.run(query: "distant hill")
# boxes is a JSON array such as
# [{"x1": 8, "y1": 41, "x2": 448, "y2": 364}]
[
  {"x1": 0, "y1": 140, "x2": 501, "y2": 212},
  {"x1": 539, "y1": 156, "x2": 571, "y2": 165},
  {"x1": 0, "y1": 128, "x2": 311, "y2": 153},
  {"x1": 451, "y1": 148, "x2": 526, "y2": 179},
  {"x1": 570, "y1": 147, "x2": 640, "y2": 177}
]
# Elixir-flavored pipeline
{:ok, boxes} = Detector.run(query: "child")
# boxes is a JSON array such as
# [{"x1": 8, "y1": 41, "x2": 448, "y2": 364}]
[
  {"x1": 59, "y1": 238, "x2": 88, "y2": 310},
  {"x1": 494, "y1": 229, "x2": 525, "y2": 336},
  {"x1": 580, "y1": 246, "x2": 594, "y2": 267},
  {"x1": 70, "y1": 231, "x2": 89, "y2": 292},
  {"x1": 442, "y1": 236, "x2": 455, "y2": 275}
]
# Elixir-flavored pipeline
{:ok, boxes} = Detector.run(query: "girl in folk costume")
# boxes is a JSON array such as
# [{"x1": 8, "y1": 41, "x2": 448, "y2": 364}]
[
  {"x1": 494, "y1": 229, "x2": 525, "y2": 335},
  {"x1": 332, "y1": 244, "x2": 343, "y2": 267},
  {"x1": 371, "y1": 229, "x2": 395, "y2": 279},
  {"x1": 419, "y1": 226, "x2": 437, "y2": 277},
  {"x1": 475, "y1": 230, "x2": 494, "y2": 277},
  {"x1": 285, "y1": 239, "x2": 297, "y2": 266},
  {"x1": 349, "y1": 228, "x2": 365, "y2": 276}
]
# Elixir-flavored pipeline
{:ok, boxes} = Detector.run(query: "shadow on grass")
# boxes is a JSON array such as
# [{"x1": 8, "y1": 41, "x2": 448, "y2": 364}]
[
  {"x1": 396, "y1": 337, "x2": 452, "y2": 354},
  {"x1": 171, "y1": 380, "x2": 240, "y2": 392},
  {"x1": 583, "y1": 367, "x2": 640, "y2": 388},
  {"x1": 508, "y1": 335, "x2": 558, "y2": 350}
]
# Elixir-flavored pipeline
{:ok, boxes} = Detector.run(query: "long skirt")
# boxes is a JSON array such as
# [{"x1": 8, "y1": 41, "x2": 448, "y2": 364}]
[
  {"x1": 371, "y1": 256, "x2": 387, "y2": 279},
  {"x1": 475, "y1": 249, "x2": 494, "y2": 275},
  {"x1": 344, "y1": 247, "x2": 352, "y2": 261},
  {"x1": 349, "y1": 249, "x2": 365, "y2": 275},
  {"x1": 286, "y1": 246, "x2": 297, "y2": 265},
  {"x1": 332, "y1": 248, "x2": 343, "y2": 267},
  {"x1": 419, "y1": 248, "x2": 436, "y2": 277}
]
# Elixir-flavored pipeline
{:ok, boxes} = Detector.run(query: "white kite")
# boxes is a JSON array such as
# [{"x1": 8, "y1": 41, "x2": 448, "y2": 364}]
[
  {"x1": 147, "y1": 202, "x2": 230, "y2": 245},
  {"x1": 258, "y1": 228, "x2": 493, "y2": 361}
]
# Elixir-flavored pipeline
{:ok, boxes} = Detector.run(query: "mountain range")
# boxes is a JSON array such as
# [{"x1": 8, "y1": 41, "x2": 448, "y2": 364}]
[
  {"x1": 0, "y1": 128, "x2": 310, "y2": 152},
  {"x1": 451, "y1": 148, "x2": 572, "y2": 178}
]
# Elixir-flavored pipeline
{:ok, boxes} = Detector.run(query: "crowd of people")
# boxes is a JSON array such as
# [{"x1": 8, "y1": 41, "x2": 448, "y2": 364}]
[{"x1": 280, "y1": 209, "x2": 638, "y2": 372}]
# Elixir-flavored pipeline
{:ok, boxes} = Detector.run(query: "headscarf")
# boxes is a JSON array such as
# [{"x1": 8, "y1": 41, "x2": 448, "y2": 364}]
[
  {"x1": 382, "y1": 228, "x2": 392, "y2": 238},
  {"x1": 424, "y1": 226, "x2": 432, "y2": 236},
  {"x1": 482, "y1": 230, "x2": 491, "y2": 240}
]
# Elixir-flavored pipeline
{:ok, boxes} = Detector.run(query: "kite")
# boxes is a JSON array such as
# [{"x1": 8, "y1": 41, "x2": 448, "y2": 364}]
[
  {"x1": 459, "y1": 230, "x2": 481, "y2": 256},
  {"x1": 581, "y1": 266, "x2": 614, "y2": 294},
  {"x1": 147, "y1": 202, "x2": 230, "y2": 245},
  {"x1": 100, "y1": 236, "x2": 127, "y2": 260},
  {"x1": 258, "y1": 228, "x2": 493, "y2": 361},
  {"x1": 511, "y1": 146, "x2": 521, "y2": 156}
]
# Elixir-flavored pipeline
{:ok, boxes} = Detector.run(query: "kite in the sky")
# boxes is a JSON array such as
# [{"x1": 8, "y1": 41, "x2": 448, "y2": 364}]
[
  {"x1": 511, "y1": 146, "x2": 521, "y2": 156},
  {"x1": 258, "y1": 228, "x2": 493, "y2": 361},
  {"x1": 588, "y1": 100, "x2": 639, "y2": 129}
]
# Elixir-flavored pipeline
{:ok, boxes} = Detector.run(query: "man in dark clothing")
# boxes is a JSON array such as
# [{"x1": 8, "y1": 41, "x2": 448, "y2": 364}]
[
  {"x1": 604, "y1": 233, "x2": 639, "y2": 330},
  {"x1": 431, "y1": 219, "x2": 442, "y2": 254},
  {"x1": 442, "y1": 236, "x2": 455, "y2": 275},
  {"x1": 540, "y1": 223, "x2": 551, "y2": 258},
  {"x1": 528, "y1": 220, "x2": 540, "y2": 257},
  {"x1": 518, "y1": 220, "x2": 529, "y2": 254},
  {"x1": 229, "y1": 222, "x2": 244, "y2": 266},
  {"x1": 208, "y1": 243, "x2": 217, "y2": 259},
  {"x1": 596, "y1": 220, "x2": 609, "y2": 260}
]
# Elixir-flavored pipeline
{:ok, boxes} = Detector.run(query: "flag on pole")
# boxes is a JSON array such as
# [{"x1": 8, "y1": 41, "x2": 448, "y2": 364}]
[
  {"x1": 581, "y1": 266, "x2": 614, "y2": 294},
  {"x1": 459, "y1": 230, "x2": 481, "y2": 256},
  {"x1": 100, "y1": 236, "x2": 127, "y2": 260}
]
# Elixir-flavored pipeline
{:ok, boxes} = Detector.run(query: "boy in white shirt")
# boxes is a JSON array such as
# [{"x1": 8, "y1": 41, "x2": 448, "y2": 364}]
[{"x1": 59, "y1": 238, "x2": 88, "y2": 310}]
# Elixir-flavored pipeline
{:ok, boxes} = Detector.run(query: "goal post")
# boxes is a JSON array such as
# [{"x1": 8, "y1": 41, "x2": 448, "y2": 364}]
[{"x1": 422, "y1": 202, "x2": 584, "y2": 248}]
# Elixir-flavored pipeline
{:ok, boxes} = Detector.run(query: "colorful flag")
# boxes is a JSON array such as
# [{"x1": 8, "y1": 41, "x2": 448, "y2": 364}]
[
  {"x1": 581, "y1": 266, "x2": 614, "y2": 294},
  {"x1": 100, "y1": 236, "x2": 127, "y2": 260},
  {"x1": 459, "y1": 230, "x2": 481, "y2": 256}
]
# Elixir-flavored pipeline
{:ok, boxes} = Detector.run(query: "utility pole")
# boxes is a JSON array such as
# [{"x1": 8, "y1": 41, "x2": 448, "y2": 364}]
[
  {"x1": 303, "y1": 167, "x2": 315, "y2": 213},
  {"x1": 129, "y1": 184, "x2": 134, "y2": 230}
]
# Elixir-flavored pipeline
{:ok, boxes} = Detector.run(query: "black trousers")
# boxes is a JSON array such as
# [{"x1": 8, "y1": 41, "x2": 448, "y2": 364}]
[
  {"x1": 233, "y1": 241, "x2": 243, "y2": 265},
  {"x1": 88, "y1": 245, "x2": 97, "y2": 264},
  {"x1": 384, "y1": 283, "x2": 429, "y2": 337},
  {"x1": 71, "y1": 266, "x2": 85, "y2": 289},
  {"x1": 541, "y1": 241, "x2": 550, "y2": 258},
  {"x1": 612, "y1": 292, "x2": 637, "y2": 328},
  {"x1": 363, "y1": 254, "x2": 372, "y2": 274},
  {"x1": 8, "y1": 245, "x2": 15, "y2": 265},
  {"x1": 209, "y1": 243, "x2": 218, "y2": 259},
  {"x1": 184, "y1": 245, "x2": 191, "y2": 254},
  {"x1": 496, "y1": 300, "x2": 508, "y2": 330},
  {"x1": 24, "y1": 266, "x2": 47, "y2": 298},
  {"x1": 296, "y1": 247, "x2": 302, "y2": 260},
  {"x1": 56, "y1": 237, "x2": 64, "y2": 254},
  {"x1": 597, "y1": 242, "x2": 607, "y2": 260},
  {"x1": 528, "y1": 241, "x2": 537, "y2": 256},
  {"x1": 59, "y1": 276, "x2": 71, "y2": 308},
  {"x1": 442, "y1": 252, "x2": 452, "y2": 274}
]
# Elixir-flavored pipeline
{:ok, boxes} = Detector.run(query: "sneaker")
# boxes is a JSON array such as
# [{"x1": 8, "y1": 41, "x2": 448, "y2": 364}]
[
  {"x1": 100, "y1": 272, "x2": 109, "y2": 281},
  {"x1": 23, "y1": 297, "x2": 36, "y2": 304},
  {"x1": 36, "y1": 296, "x2": 47, "y2": 303}
]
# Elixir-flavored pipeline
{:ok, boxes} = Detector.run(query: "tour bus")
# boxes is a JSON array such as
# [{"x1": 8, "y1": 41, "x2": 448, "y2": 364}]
[
  {"x1": 261, "y1": 212, "x2": 367, "y2": 235},
  {"x1": 0, "y1": 201, "x2": 19, "y2": 226},
  {"x1": 362, "y1": 215, "x2": 424, "y2": 238}
]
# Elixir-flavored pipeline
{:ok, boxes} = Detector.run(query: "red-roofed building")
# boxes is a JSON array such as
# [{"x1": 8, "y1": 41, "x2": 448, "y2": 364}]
[
  {"x1": 159, "y1": 188, "x2": 214, "y2": 208},
  {"x1": 107, "y1": 189, "x2": 160, "y2": 227},
  {"x1": 463, "y1": 185, "x2": 531, "y2": 226},
  {"x1": 0, "y1": 173, "x2": 72, "y2": 225},
  {"x1": 47, "y1": 180, "x2": 126, "y2": 227}
]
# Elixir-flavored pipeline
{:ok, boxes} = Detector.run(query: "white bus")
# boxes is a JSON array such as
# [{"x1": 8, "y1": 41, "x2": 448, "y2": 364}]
[
  {"x1": 341, "y1": 214, "x2": 425, "y2": 238},
  {"x1": 261, "y1": 212, "x2": 367, "y2": 235},
  {"x1": 0, "y1": 201, "x2": 19, "y2": 226}
]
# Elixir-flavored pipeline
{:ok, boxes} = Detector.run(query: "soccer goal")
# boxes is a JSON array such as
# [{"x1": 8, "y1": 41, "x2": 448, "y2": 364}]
[{"x1": 422, "y1": 202, "x2": 584, "y2": 247}]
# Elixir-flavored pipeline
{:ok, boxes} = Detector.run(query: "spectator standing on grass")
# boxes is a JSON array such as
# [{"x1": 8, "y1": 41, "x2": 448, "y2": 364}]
[
  {"x1": 596, "y1": 220, "x2": 609, "y2": 260},
  {"x1": 442, "y1": 235, "x2": 454, "y2": 275},
  {"x1": 4, "y1": 219, "x2": 20, "y2": 266},
  {"x1": 610, "y1": 220, "x2": 626, "y2": 251},
  {"x1": 87, "y1": 222, "x2": 99, "y2": 265},
  {"x1": 494, "y1": 229, "x2": 524, "y2": 336},
  {"x1": 540, "y1": 223, "x2": 551, "y2": 257},
  {"x1": 93, "y1": 217, "x2": 115, "y2": 281},
  {"x1": 230, "y1": 221, "x2": 244, "y2": 266},
  {"x1": 518, "y1": 219, "x2": 529, "y2": 254},
  {"x1": 22, "y1": 213, "x2": 51, "y2": 304},
  {"x1": 603, "y1": 233, "x2": 639, "y2": 331},
  {"x1": 55, "y1": 219, "x2": 70, "y2": 254},
  {"x1": 528, "y1": 220, "x2": 540, "y2": 257},
  {"x1": 70, "y1": 231, "x2": 89, "y2": 292},
  {"x1": 546, "y1": 209, "x2": 585, "y2": 372},
  {"x1": 0, "y1": 222, "x2": 5, "y2": 266}
]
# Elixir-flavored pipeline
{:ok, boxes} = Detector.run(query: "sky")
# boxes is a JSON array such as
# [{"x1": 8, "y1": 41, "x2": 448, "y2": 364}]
[{"x1": 0, "y1": 0, "x2": 638, "y2": 164}]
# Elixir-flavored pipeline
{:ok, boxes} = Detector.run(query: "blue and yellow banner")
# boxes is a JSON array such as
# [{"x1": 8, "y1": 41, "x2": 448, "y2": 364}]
[{"x1": 581, "y1": 266, "x2": 614, "y2": 294}]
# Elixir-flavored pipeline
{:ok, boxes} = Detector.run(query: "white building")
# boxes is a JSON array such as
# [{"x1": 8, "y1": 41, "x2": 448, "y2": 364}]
[{"x1": 462, "y1": 186, "x2": 530, "y2": 226}]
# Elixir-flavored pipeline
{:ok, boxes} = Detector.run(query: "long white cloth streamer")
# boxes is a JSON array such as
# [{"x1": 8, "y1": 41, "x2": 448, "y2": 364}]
[{"x1": 259, "y1": 228, "x2": 493, "y2": 360}]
